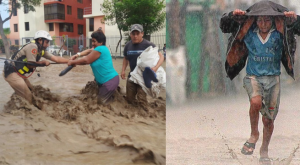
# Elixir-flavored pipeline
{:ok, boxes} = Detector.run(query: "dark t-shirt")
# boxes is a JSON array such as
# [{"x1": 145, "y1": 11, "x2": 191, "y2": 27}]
[{"x1": 123, "y1": 39, "x2": 156, "y2": 75}]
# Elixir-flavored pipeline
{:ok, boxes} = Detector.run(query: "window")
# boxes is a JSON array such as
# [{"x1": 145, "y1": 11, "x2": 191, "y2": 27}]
[
  {"x1": 67, "y1": 6, "x2": 72, "y2": 15},
  {"x1": 15, "y1": 40, "x2": 19, "y2": 45},
  {"x1": 44, "y1": 3, "x2": 65, "y2": 20},
  {"x1": 78, "y1": 24, "x2": 83, "y2": 34},
  {"x1": 89, "y1": 18, "x2": 94, "y2": 31},
  {"x1": 25, "y1": 39, "x2": 30, "y2": 43},
  {"x1": 14, "y1": 24, "x2": 18, "y2": 32},
  {"x1": 59, "y1": 23, "x2": 73, "y2": 32},
  {"x1": 24, "y1": 4, "x2": 29, "y2": 14},
  {"x1": 13, "y1": 8, "x2": 17, "y2": 16},
  {"x1": 49, "y1": 23, "x2": 54, "y2": 31},
  {"x1": 77, "y1": 0, "x2": 83, "y2": 3},
  {"x1": 77, "y1": 8, "x2": 83, "y2": 19},
  {"x1": 25, "y1": 22, "x2": 29, "y2": 31}
]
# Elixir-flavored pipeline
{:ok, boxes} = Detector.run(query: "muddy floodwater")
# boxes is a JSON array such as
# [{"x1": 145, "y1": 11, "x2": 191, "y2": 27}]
[{"x1": 0, "y1": 55, "x2": 166, "y2": 165}]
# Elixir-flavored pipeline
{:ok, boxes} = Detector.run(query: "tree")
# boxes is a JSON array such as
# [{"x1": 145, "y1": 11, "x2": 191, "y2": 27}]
[
  {"x1": 3, "y1": 28, "x2": 10, "y2": 35},
  {"x1": 101, "y1": 0, "x2": 124, "y2": 54},
  {"x1": 1, "y1": 0, "x2": 41, "y2": 58},
  {"x1": 101, "y1": 0, "x2": 165, "y2": 51},
  {"x1": 67, "y1": 38, "x2": 76, "y2": 48},
  {"x1": 121, "y1": 0, "x2": 165, "y2": 40},
  {"x1": 51, "y1": 35, "x2": 56, "y2": 45}
]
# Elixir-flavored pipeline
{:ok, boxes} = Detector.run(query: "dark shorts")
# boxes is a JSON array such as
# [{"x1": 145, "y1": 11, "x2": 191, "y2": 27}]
[{"x1": 98, "y1": 75, "x2": 119, "y2": 104}]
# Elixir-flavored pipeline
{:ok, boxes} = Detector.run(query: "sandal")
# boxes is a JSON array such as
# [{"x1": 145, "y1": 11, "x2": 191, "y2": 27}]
[
  {"x1": 241, "y1": 141, "x2": 256, "y2": 155},
  {"x1": 259, "y1": 157, "x2": 272, "y2": 165}
]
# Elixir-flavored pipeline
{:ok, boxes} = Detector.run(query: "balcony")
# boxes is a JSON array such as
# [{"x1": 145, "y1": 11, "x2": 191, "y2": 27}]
[
  {"x1": 45, "y1": 13, "x2": 65, "y2": 20},
  {"x1": 84, "y1": 7, "x2": 92, "y2": 15},
  {"x1": 44, "y1": 3, "x2": 65, "y2": 21}
]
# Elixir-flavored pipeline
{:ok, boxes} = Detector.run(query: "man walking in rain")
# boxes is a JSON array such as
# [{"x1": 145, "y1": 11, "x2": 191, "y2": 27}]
[{"x1": 220, "y1": 1, "x2": 300, "y2": 164}]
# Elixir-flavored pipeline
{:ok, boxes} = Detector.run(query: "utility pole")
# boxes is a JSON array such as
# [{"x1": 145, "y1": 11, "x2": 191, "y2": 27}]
[{"x1": 168, "y1": 0, "x2": 180, "y2": 49}]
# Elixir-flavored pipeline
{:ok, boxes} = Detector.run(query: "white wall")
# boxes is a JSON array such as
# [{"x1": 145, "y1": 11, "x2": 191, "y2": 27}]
[
  {"x1": 18, "y1": 0, "x2": 49, "y2": 43},
  {"x1": 92, "y1": 0, "x2": 104, "y2": 16}
]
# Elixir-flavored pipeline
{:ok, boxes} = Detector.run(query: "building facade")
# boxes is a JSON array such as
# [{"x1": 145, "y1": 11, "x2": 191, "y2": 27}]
[
  {"x1": 10, "y1": 0, "x2": 91, "y2": 53},
  {"x1": 83, "y1": 0, "x2": 166, "y2": 56},
  {"x1": 9, "y1": 0, "x2": 165, "y2": 55}
]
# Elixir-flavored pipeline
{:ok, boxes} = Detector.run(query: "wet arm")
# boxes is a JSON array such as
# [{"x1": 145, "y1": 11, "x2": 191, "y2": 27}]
[
  {"x1": 121, "y1": 57, "x2": 129, "y2": 79},
  {"x1": 122, "y1": 57, "x2": 128, "y2": 71},
  {"x1": 69, "y1": 50, "x2": 100, "y2": 66},
  {"x1": 50, "y1": 55, "x2": 69, "y2": 63},
  {"x1": 70, "y1": 49, "x2": 93, "y2": 60}
]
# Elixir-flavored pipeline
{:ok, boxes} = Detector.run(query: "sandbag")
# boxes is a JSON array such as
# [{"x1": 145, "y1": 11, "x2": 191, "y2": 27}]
[{"x1": 136, "y1": 46, "x2": 159, "y2": 70}]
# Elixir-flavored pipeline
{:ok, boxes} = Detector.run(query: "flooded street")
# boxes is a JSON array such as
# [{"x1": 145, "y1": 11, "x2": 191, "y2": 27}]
[
  {"x1": 0, "y1": 55, "x2": 166, "y2": 165},
  {"x1": 167, "y1": 83, "x2": 300, "y2": 165},
  {"x1": 0, "y1": 61, "x2": 13, "y2": 112}
]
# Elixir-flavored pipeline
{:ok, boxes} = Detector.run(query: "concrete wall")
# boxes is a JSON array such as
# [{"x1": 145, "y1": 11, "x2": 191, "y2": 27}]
[{"x1": 19, "y1": 0, "x2": 49, "y2": 43}]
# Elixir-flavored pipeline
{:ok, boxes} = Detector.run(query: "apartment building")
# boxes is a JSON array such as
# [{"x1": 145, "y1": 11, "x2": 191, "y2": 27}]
[
  {"x1": 9, "y1": 0, "x2": 165, "y2": 54},
  {"x1": 83, "y1": 0, "x2": 118, "y2": 37},
  {"x1": 10, "y1": 0, "x2": 91, "y2": 52},
  {"x1": 83, "y1": 0, "x2": 166, "y2": 56}
]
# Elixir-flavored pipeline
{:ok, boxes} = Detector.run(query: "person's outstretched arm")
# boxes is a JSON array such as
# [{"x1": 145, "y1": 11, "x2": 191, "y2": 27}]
[
  {"x1": 68, "y1": 50, "x2": 100, "y2": 66},
  {"x1": 50, "y1": 55, "x2": 69, "y2": 63},
  {"x1": 29, "y1": 51, "x2": 68, "y2": 67},
  {"x1": 70, "y1": 48, "x2": 93, "y2": 60}
]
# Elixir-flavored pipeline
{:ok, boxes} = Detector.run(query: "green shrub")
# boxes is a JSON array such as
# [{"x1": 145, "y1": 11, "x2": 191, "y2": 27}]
[{"x1": 67, "y1": 38, "x2": 76, "y2": 48}]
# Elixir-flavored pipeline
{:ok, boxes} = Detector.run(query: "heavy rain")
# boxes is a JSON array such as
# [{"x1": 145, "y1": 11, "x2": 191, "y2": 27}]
[{"x1": 166, "y1": 0, "x2": 300, "y2": 164}]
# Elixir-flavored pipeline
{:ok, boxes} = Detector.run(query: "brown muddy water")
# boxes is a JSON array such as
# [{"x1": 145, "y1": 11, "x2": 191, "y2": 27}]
[{"x1": 0, "y1": 55, "x2": 166, "y2": 165}]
